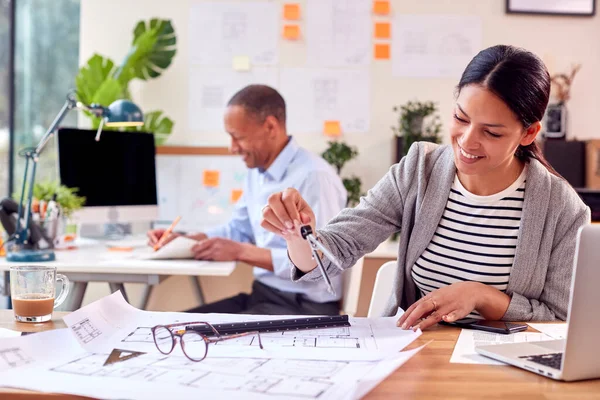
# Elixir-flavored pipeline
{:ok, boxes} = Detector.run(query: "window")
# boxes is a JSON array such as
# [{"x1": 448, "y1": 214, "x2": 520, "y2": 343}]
[
  {"x1": 0, "y1": 0, "x2": 11, "y2": 198},
  {"x1": 12, "y1": 0, "x2": 80, "y2": 194}
]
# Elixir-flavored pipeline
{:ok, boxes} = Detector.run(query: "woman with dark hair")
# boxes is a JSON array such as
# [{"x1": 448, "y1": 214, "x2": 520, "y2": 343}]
[{"x1": 261, "y1": 45, "x2": 590, "y2": 330}]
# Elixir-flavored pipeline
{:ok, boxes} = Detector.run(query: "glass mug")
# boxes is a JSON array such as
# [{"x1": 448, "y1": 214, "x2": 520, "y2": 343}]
[{"x1": 9, "y1": 265, "x2": 70, "y2": 322}]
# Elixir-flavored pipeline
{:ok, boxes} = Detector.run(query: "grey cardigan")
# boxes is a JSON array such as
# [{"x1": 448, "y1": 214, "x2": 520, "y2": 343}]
[{"x1": 293, "y1": 142, "x2": 590, "y2": 321}]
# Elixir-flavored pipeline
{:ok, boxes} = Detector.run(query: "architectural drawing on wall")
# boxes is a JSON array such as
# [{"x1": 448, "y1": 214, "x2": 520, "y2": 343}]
[
  {"x1": 189, "y1": 2, "x2": 278, "y2": 66},
  {"x1": 188, "y1": 67, "x2": 278, "y2": 132},
  {"x1": 0, "y1": 347, "x2": 33, "y2": 369},
  {"x1": 51, "y1": 352, "x2": 341, "y2": 398},
  {"x1": 71, "y1": 318, "x2": 102, "y2": 344},
  {"x1": 392, "y1": 15, "x2": 482, "y2": 78},
  {"x1": 306, "y1": 0, "x2": 371, "y2": 67},
  {"x1": 280, "y1": 68, "x2": 370, "y2": 134},
  {"x1": 156, "y1": 154, "x2": 247, "y2": 232}
]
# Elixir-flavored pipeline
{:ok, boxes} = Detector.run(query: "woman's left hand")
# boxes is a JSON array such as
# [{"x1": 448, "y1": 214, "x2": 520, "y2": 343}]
[{"x1": 397, "y1": 282, "x2": 484, "y2": 331}]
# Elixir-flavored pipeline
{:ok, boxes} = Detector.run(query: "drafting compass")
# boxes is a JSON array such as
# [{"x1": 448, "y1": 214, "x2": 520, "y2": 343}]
[
  {"x1": 300, "y1": 225, "x2": 343, "y2": 295},
  {"x1": 103, "y1": 348, "x2": 146, "y2": 366}
]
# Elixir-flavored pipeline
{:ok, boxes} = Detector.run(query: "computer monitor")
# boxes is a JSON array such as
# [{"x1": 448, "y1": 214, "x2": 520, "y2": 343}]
[{"x1": 57, "y1": 128, "x2": 158, "y2": 224}]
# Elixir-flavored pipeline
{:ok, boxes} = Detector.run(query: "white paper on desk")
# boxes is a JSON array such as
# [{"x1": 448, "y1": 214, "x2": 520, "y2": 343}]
[
  {"x1": 528, "y1": 323, "x2": 567, "y2": 340},
  {"x1": 189, "y1": 1, "x2": 277, "y2": 66},
  {"x1": 280, "y1": 67, "x2": 370, "y2": 134},
  {"x1": 137, "y1": 236, "x2": 198, "y2": 260},
  {"x1": 63, "y1": 292, "x2": 422, "y2": 362},
  {"x1": 0, "y1": 329, "x2": 83, "y2": 373},
  {"x1": 306, "y1": 0, "x2": 371, "y2": 67},
  {"x1": 0, "y1": 342, "x2": 424, "y2": 400},
  {"x1": 450, "y1": 329, "x2": 556, "y2": 365},
  {"x1": 0, "y1": 327, "x2": 21, "y2": 339}
]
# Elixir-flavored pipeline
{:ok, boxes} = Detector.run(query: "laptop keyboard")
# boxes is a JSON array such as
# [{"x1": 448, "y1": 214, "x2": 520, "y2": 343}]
[{"x1": 519, "y1": 352, "x2": 563, "y2": 370}]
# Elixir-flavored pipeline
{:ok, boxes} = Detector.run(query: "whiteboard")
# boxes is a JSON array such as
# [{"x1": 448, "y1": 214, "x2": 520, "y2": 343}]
[{"x1": 156, "y1": 153, "x2": 247, "y2": 233}]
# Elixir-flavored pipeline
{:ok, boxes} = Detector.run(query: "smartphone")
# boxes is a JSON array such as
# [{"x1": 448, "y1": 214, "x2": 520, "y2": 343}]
[{"x1": 439, "y1": 318, "x2": 528, "y2": 334}]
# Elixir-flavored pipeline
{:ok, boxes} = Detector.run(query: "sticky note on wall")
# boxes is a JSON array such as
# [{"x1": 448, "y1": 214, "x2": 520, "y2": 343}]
[
  {"x1": 232, "y1": 55, "x2": 251, "y2": 71},
  {"x1": 373, "y1": 0, "x2": 390, "y2": 15},
  {"x1": 323, "y1": 120, "x2": 341, "y2": 137},
  {"x1": 283, "y1": 24, "x2": 300, "y2": 40},
  {"x1": 203, "y1": 170, "x2": 220, "y2": 187},
  {"x1": 283, "y1": 3, "x2": 301, "y2": 20},
  {"x1": 374, "y1": 43, "x2": 390, "y2": 60},
  {"x1": 374, "y1": 22, "x2": 391, "y2": 39},
  {"x1": 230, "y1": 189, "x2": 243, "y2": 204}
]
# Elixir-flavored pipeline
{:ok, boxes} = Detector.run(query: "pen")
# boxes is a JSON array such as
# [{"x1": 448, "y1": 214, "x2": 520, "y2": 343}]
[{"x1": 153, "y1": 216, "x2": 181, "y2": 251}]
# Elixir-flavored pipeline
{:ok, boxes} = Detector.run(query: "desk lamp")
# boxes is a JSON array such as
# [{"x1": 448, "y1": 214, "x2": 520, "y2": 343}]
[{"x1": 6, "y1": 91, "x2": 144, "y2": 262}]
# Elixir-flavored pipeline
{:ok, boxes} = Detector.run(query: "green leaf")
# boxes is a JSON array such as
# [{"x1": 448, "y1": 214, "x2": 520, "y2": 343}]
[
  {"x1": 88, "y1": 78, "x2": 124, "y2": 129},
  {"x1": 75, "y1": 54, "x2": 117, "y2": 105},
  {"x1": 114, "y1": 19, "x2": 177, "y2": 84},
  {"x1": 15, "y1": 181, "x2": 86, "y2": 219}
]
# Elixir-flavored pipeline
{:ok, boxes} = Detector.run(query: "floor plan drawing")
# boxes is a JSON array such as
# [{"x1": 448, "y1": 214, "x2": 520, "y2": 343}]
[
  {"x1": 0, "y1": 347, "x2": 33, "y2": 369},
  {"x1": 70, "y1": 318, "x2": 102, "y2": 344},
  {"x1": 120, "y1": 325, "x2": 361, "y2": 349},
  {"x1": 50, "y1": 352, "x2": 344, "y2": 398}
]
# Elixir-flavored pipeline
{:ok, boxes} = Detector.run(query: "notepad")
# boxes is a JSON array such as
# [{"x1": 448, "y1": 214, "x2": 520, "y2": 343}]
[{"x1": 139, "y1": 236, "x2": 198, "y2": 260}]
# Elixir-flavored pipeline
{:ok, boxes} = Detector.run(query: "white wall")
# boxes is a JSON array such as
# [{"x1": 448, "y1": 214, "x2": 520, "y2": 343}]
[{"x1": 80, "y1": 0, "x2": 600, "y2": 192}]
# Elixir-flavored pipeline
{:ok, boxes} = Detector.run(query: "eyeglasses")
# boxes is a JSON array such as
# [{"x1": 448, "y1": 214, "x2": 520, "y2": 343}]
[{"x1": 150, "y1": 321, "x2": 264, "y2": 362}]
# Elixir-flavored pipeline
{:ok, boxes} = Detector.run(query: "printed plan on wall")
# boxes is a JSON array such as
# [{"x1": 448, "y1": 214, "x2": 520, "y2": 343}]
[
  {"x1": 392, "y1": 15, "x2": 482, "y2": 78},
  {"x1": 305, "y1": 0, "x2": 372, "y2": 67},
  {"x1": 280, "y1": 68, "x2": 371, "y2": 134}
]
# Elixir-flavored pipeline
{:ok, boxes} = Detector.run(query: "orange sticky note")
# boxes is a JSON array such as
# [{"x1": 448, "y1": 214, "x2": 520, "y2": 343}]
[
  {"x1": 283, "y1": 24, "x2": 300, "y2": 40},
  {"x1": 374, "y1": 43, "x2": 390, "y2": 60},
  {"x1": 373, "y1": 0, "x2": 390, "y2": 15},
  {"x1": 230, "y1": 189, "x2": 243, "y2": 204},
  {"x1": 283, "y1": 3, "x2": 301, "y2": 20},
  {"x1": 203, "y1": 170, "x2": 220, "y2": 187},
  {"x1": 374, "y1": 22, "x2": 391, "y2": 39},
  {"x1": 323, "y1": 121, "x2": 341, "y2": 137}
]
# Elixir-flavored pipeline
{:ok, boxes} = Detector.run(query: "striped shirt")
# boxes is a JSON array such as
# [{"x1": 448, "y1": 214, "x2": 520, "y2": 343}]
[{"x1": 411, "y1": 166, "x2": 527, "y2": 318}]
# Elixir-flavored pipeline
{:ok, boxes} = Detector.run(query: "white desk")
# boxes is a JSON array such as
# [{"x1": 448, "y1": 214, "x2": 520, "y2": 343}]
[{"x1": 0, "y1": 237, "x2": 236, "y2": 310}]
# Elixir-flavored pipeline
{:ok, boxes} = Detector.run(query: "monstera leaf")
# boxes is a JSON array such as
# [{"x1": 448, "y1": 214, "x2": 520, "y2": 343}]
[
  {"x1": 114, "y1": 18, "x2": 177, "y2": 85},
  {"x1": 75, "y1": 54, "x2": 121, "y2": 105},
  {"x1": 142, "y1": 110, "x2": 174, "y2": 145}
]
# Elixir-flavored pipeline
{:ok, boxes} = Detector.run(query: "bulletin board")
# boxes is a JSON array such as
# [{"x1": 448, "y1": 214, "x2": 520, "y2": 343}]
[{"x1": 155, "y1": 146, "x2": 247, "y2": 232}]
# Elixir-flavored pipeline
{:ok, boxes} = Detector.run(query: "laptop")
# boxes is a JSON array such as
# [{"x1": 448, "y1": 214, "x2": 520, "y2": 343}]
[{"x1": 475, "y1": 224, "x2": 600, "y2": 381}]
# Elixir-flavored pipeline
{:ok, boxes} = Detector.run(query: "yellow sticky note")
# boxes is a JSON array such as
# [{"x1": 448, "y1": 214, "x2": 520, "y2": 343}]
[
  {"x1": 374, "y1": 22, "x2": 391, "y2": 39},
  {"x1": 283, "y1": 3, "x2": 301, "y2": 20},
  {"x1": 374, "y1": 43, "x2": 390, "y2": 60},
  {"x1": 373, "y1": 0, "x2": 390, "y2": 15},
  {"x1": 283, "y1": 24, "x2": 301, "y2": 40},
  {"x1": 203, "y1": 170, "x2": 220, "y2": 187},
  {"x1": 232, "y1": 55, "x2": 251, "y2": 71},
  {"x1": 323, "y1": 121, "x2": 342, "y2": 137},
  {"x1": 230, "y1": 189, "x2": 243, "y2": 204}
]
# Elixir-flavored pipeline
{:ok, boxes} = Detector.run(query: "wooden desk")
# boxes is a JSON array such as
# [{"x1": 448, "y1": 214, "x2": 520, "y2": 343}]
[{"x1": 2, "y1": 310, "x2": 598, "y2": 399}]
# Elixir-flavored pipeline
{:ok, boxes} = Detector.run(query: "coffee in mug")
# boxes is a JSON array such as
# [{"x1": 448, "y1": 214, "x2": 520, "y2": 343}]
[{"x1": 10, "y1": 265, "x2": 70, "y2": 322}]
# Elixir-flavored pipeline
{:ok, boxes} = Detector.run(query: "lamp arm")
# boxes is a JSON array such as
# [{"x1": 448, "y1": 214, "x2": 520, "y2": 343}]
[{"x1": 15, "y1": 92, "x2": 103, "y2": 246}]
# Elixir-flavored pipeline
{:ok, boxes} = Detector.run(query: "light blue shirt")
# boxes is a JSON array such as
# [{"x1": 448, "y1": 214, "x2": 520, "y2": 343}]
[{"x1": 205, "y1": 137, "x2": 347, "y2": 303}]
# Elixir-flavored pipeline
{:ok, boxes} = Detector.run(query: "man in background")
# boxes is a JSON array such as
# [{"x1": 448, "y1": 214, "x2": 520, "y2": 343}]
[{"x1": 148, "y1": 84, "x2": 347, "y2": 315}]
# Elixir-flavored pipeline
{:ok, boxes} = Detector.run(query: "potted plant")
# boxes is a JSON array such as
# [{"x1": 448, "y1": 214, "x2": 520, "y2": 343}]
[
  {"x1": 322, "y1": 141, "x2": 363, "y2": 207},
  {"x1": 543, "y1": 64, "x2": 581, "y2": 139},
  {"x1": 392, "y1": 100, "x2": 442, "y2": 162},
  {"x1": 75, "y1": 18, "x2": 177, "y2": 145}
]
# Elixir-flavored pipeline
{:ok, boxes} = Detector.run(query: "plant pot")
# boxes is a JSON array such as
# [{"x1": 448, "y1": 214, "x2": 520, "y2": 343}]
[{"x1": 395, "y1": 136, "x2": 404, "y2": 164}]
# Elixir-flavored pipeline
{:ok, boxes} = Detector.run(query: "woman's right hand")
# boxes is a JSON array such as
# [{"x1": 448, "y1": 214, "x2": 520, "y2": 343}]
[
  {"x1": 261, "y1": 188, "x2": 316, "y2": 240},
  {"x1": 146, "y1": 229, "x2": 180, "y2": 248},
  {"x1": 261, "y1": 188, "x2": 318, "y2": 273}
]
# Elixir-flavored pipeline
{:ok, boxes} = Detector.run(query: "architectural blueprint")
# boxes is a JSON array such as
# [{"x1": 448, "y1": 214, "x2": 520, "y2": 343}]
[
  {"x1": 62, "y1": 292, "x2": 421, "y2": 361},
  {"x1": 0, "y1": 324, "x2": 425, "y2": 399}
]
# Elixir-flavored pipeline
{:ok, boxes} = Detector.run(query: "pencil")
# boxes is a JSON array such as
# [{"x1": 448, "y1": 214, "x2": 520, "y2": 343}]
[{"x1": 153, "y1": 216, "x2": 181, "y2": 251}]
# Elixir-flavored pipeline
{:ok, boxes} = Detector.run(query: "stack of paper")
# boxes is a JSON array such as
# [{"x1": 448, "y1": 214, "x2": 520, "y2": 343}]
[{"x1": 0, "y1": 292, "x2": 426, "y2": 399}]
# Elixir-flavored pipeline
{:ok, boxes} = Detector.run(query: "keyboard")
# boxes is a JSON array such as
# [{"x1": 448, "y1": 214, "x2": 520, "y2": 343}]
[{"x1": 519, "y1": 352, "x2": 563, "y2": 370}]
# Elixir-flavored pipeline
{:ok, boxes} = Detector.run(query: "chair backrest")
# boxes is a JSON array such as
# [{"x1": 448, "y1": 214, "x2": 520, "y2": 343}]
[
  {"x1": 367, "y1": 260, "x2": 397, "y2": 318},
  {"x1": 341, "y1": 257, "x2": 364, "y2": 317}
]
